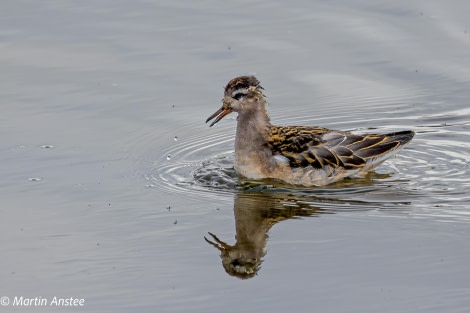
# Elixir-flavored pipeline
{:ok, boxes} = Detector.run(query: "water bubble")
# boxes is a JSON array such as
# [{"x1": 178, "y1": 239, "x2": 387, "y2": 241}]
[
  {"x1": 174, "y1": 136, "x2": 178, "y2": 142},
  {"x1": 42, "y1": 145, "x2": 54, "y2": 149},
  {"x1": 166, "y1": 153, "x2": 172, "y2": 160}
]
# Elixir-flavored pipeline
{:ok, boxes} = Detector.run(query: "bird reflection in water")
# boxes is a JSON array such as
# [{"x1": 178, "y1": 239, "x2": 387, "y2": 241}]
[{"x1": 205, "y1": 191, "x2": 325, "y2": 279}]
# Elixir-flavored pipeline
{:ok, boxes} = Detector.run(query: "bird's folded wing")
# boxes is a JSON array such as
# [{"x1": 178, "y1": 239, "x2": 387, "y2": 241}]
[{"x1": 268, "y1": 126, "x2": 413, "y2": 169}]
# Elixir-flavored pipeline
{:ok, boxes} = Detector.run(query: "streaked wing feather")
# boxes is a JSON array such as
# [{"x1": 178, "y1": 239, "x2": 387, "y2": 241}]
[
  {"x1": 268, "y1": 126, "x2": 333, "y2": 168},
  {"x1": 354, "y1": 141, "x2": 400, "y2": 159},
  {"x1": 268, "y1": 126, "x2": 414, "y2": 170},
  {"x1": 345, "y1": 136, "x2": 386, "y2": 150}
]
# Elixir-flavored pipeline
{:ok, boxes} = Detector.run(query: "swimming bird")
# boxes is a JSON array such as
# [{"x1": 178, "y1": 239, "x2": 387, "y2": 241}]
[{"x1": 206, "y1": 76, "x2": 415, "y2": 186}]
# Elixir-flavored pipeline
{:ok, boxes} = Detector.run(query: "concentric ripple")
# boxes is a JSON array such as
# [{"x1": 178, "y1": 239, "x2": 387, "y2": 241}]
[{"x1": 144, "y1": 127, "x2": 240, "y2": 200}]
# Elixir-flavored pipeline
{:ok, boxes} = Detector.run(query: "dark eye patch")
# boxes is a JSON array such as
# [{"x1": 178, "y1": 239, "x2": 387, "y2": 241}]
[
  {"x1": 231, "y1": 88, "x2": 248, "y2": 100},
  {"x1": 233, "y1": 93, "x2": 245, "y2": 100}
]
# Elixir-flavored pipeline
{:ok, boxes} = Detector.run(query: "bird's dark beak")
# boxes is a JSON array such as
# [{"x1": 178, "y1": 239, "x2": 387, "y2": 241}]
[{"x1": 206, "y1": 105, "x2": 232, "y2": 127}]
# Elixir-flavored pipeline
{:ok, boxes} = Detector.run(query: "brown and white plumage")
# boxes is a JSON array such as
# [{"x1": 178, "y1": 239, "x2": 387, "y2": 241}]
[{"x1": 206, "y1": 76, "x2": 415, "y2": 186}]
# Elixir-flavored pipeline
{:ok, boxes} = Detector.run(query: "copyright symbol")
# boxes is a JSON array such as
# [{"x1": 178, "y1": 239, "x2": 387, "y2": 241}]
[{"x1": 0, "y1": 296, "x2": 9, "y2": 306}]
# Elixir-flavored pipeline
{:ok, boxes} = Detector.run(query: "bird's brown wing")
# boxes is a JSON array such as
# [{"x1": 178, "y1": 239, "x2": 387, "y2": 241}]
[{"x1": 267, "y1": 126, "x2": 414, "y2": 169}]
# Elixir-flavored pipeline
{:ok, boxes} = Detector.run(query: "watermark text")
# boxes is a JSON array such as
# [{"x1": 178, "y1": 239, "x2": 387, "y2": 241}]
[{"x1": 1, "y1": 296, "x2": 85, "y2": 307}]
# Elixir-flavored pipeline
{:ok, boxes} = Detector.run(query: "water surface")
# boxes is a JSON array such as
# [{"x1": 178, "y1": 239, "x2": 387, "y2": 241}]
[{"x1": 1, "y1": 1, "x2": 470, "y2": 312}]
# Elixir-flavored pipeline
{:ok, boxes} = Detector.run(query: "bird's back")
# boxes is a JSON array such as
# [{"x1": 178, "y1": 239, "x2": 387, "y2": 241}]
[{"x1": 266, "y1": 125, "x2": 415, "y2": 185}]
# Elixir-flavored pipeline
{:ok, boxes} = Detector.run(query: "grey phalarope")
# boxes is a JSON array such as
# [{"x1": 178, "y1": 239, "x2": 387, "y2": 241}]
[{"x1": 206, "y1": 76, "x2": 415, "y2": 186}]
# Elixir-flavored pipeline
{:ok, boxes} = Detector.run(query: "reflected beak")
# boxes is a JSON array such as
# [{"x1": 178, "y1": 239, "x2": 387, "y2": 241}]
[{"x1": 205, "y1": 105, "x2": 232, "y2": 127}]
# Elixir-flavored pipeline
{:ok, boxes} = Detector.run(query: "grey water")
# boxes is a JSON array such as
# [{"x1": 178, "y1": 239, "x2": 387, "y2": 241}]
[{"x1": 1, "y1": 1, "x2": 470, "y2": 312}]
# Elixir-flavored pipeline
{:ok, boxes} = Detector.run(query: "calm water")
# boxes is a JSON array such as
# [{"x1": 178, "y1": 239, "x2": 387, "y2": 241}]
[{"x1": 1, "y1": 1, "x2": 470, "y2": 312}]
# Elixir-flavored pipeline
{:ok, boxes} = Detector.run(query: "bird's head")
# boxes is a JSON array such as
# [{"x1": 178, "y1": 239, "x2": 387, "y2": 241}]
[{"x1": 206, "y1": 76, "x2": 265, "y2": 127}]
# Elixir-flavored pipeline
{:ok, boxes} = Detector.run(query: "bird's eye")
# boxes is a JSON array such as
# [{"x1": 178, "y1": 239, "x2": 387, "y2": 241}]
[
  {"x1": 231, "y1": 88, "x2": 248, "y2": 100},
  {"x1": 233, "y1": 92, "x2": 245, "y2": 100}
]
